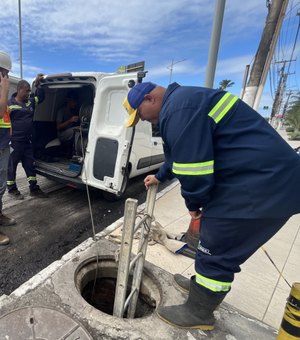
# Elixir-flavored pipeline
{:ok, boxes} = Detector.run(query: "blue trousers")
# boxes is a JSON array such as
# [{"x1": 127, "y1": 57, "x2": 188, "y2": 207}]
[
  {"x1": 196, "y1": 216, "x2": 289, "y2": 284},
  {"x1": 7, "y1": 140, "x2": 39, "y2": 192},
  {"x1": 0, "y1": 146, "x2": 10, "y2": 212}
]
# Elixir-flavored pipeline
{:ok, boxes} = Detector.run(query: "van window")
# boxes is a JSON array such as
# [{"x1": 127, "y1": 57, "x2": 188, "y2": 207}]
[
  {"x1": 106, "y1": 91, "x2": 127, "y2": 126},
  {"x1": 152, "y1": 123, "x2": 161, "y2": 137}
]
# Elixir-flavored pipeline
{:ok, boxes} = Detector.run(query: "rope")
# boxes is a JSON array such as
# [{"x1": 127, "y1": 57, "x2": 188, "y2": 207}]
[
  {"x1": 262, "y1": 223, "x2": 300, "y2": 321},
  {"x1": 261, "y1": 246, "x2": 291, "y2": 288},
  {"x1": 78, "y1": 124, "x2": 102, "y2": 303}
]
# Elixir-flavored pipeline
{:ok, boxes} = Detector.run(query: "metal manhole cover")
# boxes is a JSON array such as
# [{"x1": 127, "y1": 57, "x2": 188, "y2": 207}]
[{"x1": 0, "y1": 306, "x2": 93, "y2": 340}]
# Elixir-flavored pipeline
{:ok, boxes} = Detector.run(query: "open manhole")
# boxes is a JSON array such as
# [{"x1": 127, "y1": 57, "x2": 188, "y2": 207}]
[{"x1": 75, "y1": 256, "x2": 161, "y2": 318}]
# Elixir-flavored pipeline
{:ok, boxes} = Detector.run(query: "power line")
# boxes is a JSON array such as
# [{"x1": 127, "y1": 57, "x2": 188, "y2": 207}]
[
  {"x1": 271, "y1": 4, "x2": 300, "y2": 117},
  {"x1": 286, "y1": 10, "x2": 300, "y2": 75},
  {"x1": 166, "y1": 59, "x2": 187, "y2": 84}
]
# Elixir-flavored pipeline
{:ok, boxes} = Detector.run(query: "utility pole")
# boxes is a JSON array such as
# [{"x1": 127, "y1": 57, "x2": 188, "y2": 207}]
[
  {"x1": 270, "y1": 60, "x2": 295, "y2": 118},
  {"x1": 18, "y1": 0, "x2": 23, "y2": 79},
  {"x1": 205, "y1": 0, "x2": 226, "y2": 88},
  {"x1": 242, "y1": 0, "x2": 289, "y2": 109},
  {"x1": 282, "y1": 90, "x2": 294, "y2": 117},
  {"x1": 167, "y1": 59, "x2": 187, "y2": 84}
]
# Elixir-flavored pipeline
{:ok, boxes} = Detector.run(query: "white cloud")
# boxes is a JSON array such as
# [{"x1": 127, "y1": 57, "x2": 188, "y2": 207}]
[
  {"x1": 0, "y1": 0, "x2": 298, "y2": 102},
  {"x1": 149, "y1": 59, "x2": 200, "y2": 77},
  {"x1": 0, "y1": 0, "x2": 266, "y2": 63},
  {"x1": 216, "y1": 55, "x2": 254, "y2": 78}
]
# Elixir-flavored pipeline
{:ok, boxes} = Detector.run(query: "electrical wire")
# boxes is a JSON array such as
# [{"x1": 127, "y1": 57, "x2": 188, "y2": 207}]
[
  {"x1": 286, "y1": 9, "x2": 300, "y2": 76},
  {"x1": 281, "y1": 0, "x2": 294, "y2": 59},
  {"x1": 276, "y1": 2, "x2": 300, "y2": 113}
]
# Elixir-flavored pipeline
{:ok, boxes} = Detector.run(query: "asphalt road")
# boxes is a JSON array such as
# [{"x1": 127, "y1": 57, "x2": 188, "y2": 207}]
[{"x1": 0, "y1": 171, "x2": 171, "y2": 296}]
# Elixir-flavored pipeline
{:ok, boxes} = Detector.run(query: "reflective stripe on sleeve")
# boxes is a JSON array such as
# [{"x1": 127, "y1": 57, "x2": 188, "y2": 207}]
[
  {"x1": 8, "y1": 105, "x2": 22, "y2": 110},
  {"x1": 172, "y1": 160, "x2": 214, "y2": 175},
  {"x1": 196, "y1": 272, "x2": 231, "y2": 292},
  {"x1": 208, "y1": 93, "x2": 238, "y2": 123}
]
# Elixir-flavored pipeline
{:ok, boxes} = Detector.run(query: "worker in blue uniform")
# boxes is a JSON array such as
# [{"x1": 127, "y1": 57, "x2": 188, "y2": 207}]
[
  {"x1": 0, "y1": 51, "x2": 16, "y2": 246},
  {"x1": 7, "y1": 76, "x2": 48, "y2": 199},
  {"x1": 123, "y1": 82, "x2": 300, "y2": 330}
]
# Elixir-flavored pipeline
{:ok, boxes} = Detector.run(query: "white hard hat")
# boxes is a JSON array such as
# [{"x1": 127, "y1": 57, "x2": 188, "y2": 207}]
[{"x1": 0, "y1": 51, "x2": 12, "y2": 71}]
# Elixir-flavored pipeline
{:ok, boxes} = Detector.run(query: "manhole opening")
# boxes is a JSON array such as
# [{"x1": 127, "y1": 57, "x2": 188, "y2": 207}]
[{"x1": 75, "y1": 257, "x2": 161, "y2": 319}]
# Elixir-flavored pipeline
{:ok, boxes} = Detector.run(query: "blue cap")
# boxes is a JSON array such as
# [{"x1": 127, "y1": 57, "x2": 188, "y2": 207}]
[{"x1": 123, "y1": 82, "x2": 157, "y2": 127}]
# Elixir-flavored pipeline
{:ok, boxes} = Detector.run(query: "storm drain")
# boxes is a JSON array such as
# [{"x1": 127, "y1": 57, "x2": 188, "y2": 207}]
[
  {"x1": 75, "y1": 256, "x2": 161, "y2": 318},
  {"x1": 0, "y1": 306, "x2": 92, "y2": 339}
]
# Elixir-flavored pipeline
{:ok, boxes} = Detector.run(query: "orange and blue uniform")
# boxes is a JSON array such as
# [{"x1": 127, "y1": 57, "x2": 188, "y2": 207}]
[{"x1": 0, "y1": 108, "x2": 11, "y2": 211}]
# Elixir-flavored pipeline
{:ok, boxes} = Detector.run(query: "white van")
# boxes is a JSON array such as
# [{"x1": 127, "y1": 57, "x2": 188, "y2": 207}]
[
  {"x1": 32, "y1": 70, "x2": 164, "y2": 200},
  {"x1": 9, "y1": 75, "x2": 21, "y2": 97}
]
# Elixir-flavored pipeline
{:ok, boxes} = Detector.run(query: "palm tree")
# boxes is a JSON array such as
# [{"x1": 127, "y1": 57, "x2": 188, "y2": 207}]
[
  {"x1": 285, "y1": 92, "x2": 300, "y2": 140},
  {"x1": 218, "y1": 79, "x2": 235, "y2": 91}
]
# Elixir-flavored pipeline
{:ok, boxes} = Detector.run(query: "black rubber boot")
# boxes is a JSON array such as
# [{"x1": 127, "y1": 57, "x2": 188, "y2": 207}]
[
  {"x1": 173, "y1": 274, "x2": 190, "y2": 293},
  {"x1": 157, "y1": 278, "x2": 226, "y2": 330}
]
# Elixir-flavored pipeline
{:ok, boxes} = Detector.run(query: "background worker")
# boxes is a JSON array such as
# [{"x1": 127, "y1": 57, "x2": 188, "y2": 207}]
[
  {"x1": 56, "y1": 90, "x2": 80, "y2": 158},
  {"x1": 123, "y1": 82, "x2": 300, "y2": 330},
  {"x1": 7, "y1": 76, "x2": 48, "y2": 199},
  {"x1": 0, "y1": 51, "x2": 16, "y2": 246}
]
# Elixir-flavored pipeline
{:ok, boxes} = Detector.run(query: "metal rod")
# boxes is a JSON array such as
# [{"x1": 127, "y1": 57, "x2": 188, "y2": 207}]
[
  {"x1": 113, "y1": 198, "x2": 138, "y2": 318},
  {"x1": 127, "y1": 185, "x2": 158, "y2": 318},
  {"x1": 129, "y1": 252, "x2": 143, "y2": 272},
  {"x1": 123, "y1": 287, "x2": 137, "y2": 312},
  {"x1": 133, "y1": 214, "x2": 149, "y2": 233}
]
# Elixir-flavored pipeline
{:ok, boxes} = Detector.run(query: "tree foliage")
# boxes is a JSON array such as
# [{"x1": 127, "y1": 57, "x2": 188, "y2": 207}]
[
  {"x1": 286, "y1": 93, "x2": 300, "y2": 129},
  {"x1": 285, "y1": 92, "x2": 300, "y2": 140},
  {"x1": 218, "y1": 79, "x2": 235, "y2": 91}
]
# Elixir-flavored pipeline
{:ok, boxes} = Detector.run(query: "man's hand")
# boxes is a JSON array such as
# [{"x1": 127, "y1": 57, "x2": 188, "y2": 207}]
[
  {"x1": 34, "y1": 73, "x2": 44, "y2": 87},
  {"x1": 189, "y1": 210, "x2": 202, "y2": 219},
  {"x1": 144, "y1": 175, "x2": 160, "y2": 189},
  {"x1": 69, "y1": 116, "x2": 79, "y2": 123},
  {"x1": 0, "y1": 74, "x2": 10, "y2": 118},
  {"x1": 0, "y1": 74, "x2": 10, "y2": 91}
]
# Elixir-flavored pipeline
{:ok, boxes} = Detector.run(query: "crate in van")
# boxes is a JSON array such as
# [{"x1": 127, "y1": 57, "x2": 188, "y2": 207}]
[{"x1": 32, "y1": 71, "x2": 164, "y2": 200}]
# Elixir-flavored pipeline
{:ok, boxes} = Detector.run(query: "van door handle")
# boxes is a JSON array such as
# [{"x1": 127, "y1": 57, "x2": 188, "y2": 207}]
[{"x1": 153, "y1": 141, "x2": 158, "y2": 146}]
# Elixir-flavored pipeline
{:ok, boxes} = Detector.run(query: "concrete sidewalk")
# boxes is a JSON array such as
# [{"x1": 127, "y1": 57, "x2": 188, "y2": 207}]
[
  {"x1": 125, "y1": 180, "x2": 299, "y2": 330},
  {"x1": 0, "y1": 127, "x2": 299, "y2": 338},
  {"x1": 107, "y1": 127, "x2": 300, "y2": 330},
  {"x1": 0, "y1": 181, "x2": 280, "y2": 339},
  {"x1": 124, "y1": 127, "x2": 300, "y2": 330}
]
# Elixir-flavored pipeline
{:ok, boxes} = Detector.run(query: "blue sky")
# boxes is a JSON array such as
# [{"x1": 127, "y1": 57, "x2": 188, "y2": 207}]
[{"x1": 1, "y1": 0, "x2": 299, "y2": 116}]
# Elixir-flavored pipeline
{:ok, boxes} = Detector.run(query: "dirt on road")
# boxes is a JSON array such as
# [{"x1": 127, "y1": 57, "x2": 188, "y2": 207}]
[{"x1": 0, "y1": 174, "x2": 169, "y2": 296}]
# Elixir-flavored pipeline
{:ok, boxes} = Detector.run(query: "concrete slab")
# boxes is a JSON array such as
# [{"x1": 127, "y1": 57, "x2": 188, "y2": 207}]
[
  {"x1": 0, "y1": 237, "x2": 277, "y2": 340},
  {"x1": 0, "y1": 127, "x2": 298, "y2": 338}
]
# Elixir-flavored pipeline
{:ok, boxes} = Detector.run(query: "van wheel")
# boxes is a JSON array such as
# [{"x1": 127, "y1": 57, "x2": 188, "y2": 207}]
[{"x1": 102, "y1": 172, "x2": 129, "y2": 201}]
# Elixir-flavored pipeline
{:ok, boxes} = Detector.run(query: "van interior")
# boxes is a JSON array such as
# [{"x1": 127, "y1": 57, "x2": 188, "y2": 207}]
[{"x1": 32, "y1": 83, "x2": 95, "y2": 178}]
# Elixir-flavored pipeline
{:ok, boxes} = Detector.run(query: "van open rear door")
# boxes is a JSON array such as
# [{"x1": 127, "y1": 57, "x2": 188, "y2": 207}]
[{"x1": 83, "y1": 73, "x2": 137, "y2": 196}]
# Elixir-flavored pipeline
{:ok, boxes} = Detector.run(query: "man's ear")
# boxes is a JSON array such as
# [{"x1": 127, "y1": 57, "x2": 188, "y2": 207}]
[{"x1": 144, "y1": 93, "x2": 154, "y2": 103}]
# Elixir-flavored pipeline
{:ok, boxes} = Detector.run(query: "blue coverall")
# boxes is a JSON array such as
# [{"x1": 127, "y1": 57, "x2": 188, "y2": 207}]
[
  {"x1": 7, "y1": 88, "x2": 45, "y2": 193},
  {"x1": 155, "y1": 82, "x2": 300, "y2": 294}
]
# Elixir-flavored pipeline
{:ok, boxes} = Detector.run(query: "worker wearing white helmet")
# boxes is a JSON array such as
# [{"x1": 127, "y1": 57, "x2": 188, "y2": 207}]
[
  {"x1": 0, "y1": 51, "x2": 12, "y2": 77},
  {"x1": 0, "y1": 51, "x2": 16, "y2": 247}
]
